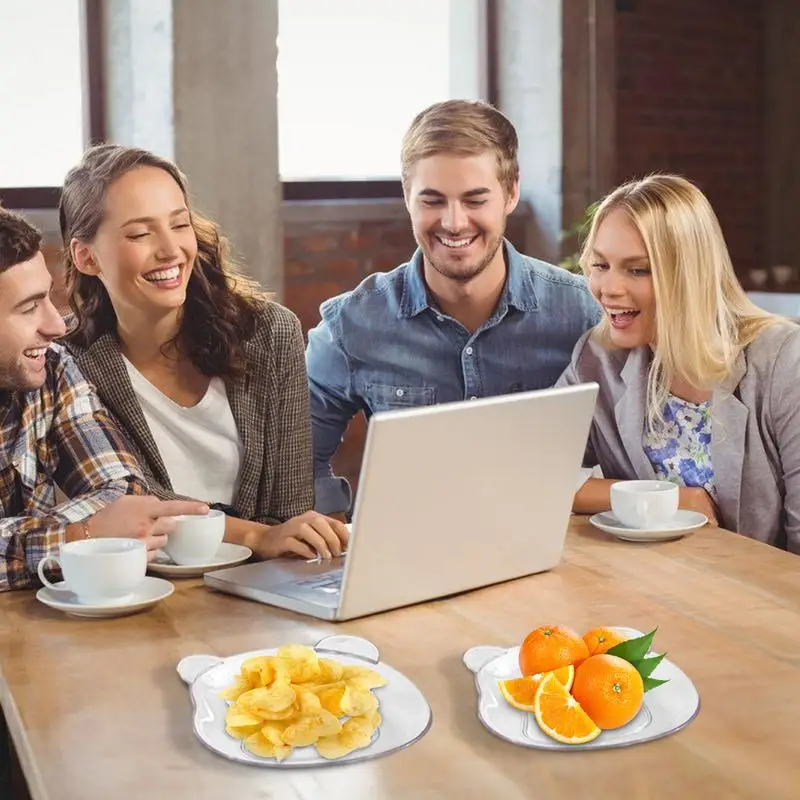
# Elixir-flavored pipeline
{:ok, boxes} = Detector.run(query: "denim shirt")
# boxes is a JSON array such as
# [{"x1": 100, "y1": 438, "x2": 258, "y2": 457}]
[{"x1": 306, "y1": 240, "x2": 601, "y2": 513}]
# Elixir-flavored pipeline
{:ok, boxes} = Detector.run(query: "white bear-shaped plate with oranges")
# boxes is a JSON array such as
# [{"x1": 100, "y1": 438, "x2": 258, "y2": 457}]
[{"x1": 463, "y1": 627, "x2": 699, "y2": 751}]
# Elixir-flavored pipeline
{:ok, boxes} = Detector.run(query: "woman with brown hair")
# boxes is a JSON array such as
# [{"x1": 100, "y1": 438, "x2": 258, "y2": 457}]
[{"x1": 60, "y1": 144, "x2": 348, "y2": 560}]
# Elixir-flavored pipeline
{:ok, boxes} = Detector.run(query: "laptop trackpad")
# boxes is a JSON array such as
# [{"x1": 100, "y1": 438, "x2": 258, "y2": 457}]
[{"x1": 271, "y1": 568, "x2": 343, "y2": 607}]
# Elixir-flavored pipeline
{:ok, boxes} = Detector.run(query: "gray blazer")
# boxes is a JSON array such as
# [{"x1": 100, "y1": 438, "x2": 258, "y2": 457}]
[
  {"x1": 66, "y1": 304, "x2": 314, "y2": 525},
  {"x1": 557, "y1": 322, "x2": 800, "y2": 554}
]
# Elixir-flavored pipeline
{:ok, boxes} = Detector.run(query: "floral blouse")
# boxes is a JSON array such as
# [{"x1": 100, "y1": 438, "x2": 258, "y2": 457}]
[{"x1": 642, "y1": 395, "x2": 716, "y2": 496}]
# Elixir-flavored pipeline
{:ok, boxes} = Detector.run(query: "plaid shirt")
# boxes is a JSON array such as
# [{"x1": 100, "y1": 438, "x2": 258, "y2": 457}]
[{"x1": 0, "y1": 344, "x2": 144, "y2": 591}]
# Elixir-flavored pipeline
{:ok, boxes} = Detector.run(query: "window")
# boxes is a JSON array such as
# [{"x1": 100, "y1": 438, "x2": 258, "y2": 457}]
[
  {"x1": 0, "y1": 0, "x2": 101, "y2": 208},
  {"x1": 277, "y1": 0, "x2": 487, "y2": 186}
]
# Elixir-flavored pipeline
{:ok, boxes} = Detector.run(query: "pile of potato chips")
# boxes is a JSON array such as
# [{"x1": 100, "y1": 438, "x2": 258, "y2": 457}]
[{"x1": 220, "y1": 644, "x2": 388, "y2": 761}]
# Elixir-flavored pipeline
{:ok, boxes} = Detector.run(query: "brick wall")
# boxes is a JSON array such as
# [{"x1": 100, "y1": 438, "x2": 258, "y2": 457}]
[
  {"x1": 615, "y1": 0, "x2": 765, "y2": 280},
  {"x1": 284, "y1": 205, "x2": 529, "y2": 498}
]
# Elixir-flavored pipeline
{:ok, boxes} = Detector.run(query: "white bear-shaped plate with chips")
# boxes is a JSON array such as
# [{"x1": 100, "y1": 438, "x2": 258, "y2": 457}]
[{"x1": 178, "y1": 634, "x2": 432, "y2": 767}]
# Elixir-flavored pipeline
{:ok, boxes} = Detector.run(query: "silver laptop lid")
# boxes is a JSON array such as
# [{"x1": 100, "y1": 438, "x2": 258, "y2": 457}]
[{"x1": 335, "y1": 382, "x2": 598, "y2": 619}]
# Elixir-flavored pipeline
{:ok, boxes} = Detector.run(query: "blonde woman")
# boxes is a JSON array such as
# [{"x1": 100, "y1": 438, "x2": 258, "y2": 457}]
[{"x1": 557, "y1": 174, "x2": 800, "y2": 554}]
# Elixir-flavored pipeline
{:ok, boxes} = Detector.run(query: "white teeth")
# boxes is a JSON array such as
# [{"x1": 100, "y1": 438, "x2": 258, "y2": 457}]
[
  {"x1": 24, "y1": 347, "x2": 48, "y2": 358},
  {"x1": 437, "y1": 235, "x2": 477, "y2": 249},
  {"x1": 607, "y1": 309, "x2": 638, "y2": 317},
  {"x1": 144, "y1": 266, "x2": 180, "y2": 282}
]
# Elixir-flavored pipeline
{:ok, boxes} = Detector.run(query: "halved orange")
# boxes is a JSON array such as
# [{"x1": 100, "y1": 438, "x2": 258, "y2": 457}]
[
  {"x1": 498, "y1": 665, "x2": 574, "y2": 712},
  {"x1": 533, "y1": 672, "x2": 601, "y2": 744}
]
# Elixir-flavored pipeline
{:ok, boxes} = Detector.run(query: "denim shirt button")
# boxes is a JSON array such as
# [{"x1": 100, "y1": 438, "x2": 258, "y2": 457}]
[
  {"x1": 469, "y1": 395, "x2": 478, "y2": 400},
  {"x1": 395, "y1": 388, "x2": 405, "y2": 398},
  {"x1": 465, "y1": 346, "x2": 473, "y2": 356},
  {"x1": 436, "y1": 315, "x2": 444, "y2": 322}
]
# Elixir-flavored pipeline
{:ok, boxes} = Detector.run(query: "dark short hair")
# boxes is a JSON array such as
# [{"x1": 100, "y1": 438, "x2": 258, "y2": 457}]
[
  {"x1": 0, "y1": 206, "x2": 42, "y2": 273},
  {"x1": 61, "y1": 144, "x2": 268, "y2": 381}
]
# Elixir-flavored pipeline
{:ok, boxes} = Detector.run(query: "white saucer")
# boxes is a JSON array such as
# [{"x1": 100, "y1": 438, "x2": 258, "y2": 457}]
[
  {"x1": 148, "y1": 543, "x2": 252, "y2": 578},
  {"x1": 36, "y1": 576, "x2": 174, "y2": 619},
  {"x1": 589, "y1": 510, "x2": 708, "y2": 542}
]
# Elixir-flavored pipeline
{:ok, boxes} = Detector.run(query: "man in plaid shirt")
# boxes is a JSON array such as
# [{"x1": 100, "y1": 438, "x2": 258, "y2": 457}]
[{"x1": 0, "y1": 208, "x2": 208, "y2": 591}]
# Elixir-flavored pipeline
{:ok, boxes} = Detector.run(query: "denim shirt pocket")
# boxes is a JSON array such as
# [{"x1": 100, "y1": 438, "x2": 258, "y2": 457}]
[{"x1": 365, "y1": 383, "x2": 436, "y2": 413}]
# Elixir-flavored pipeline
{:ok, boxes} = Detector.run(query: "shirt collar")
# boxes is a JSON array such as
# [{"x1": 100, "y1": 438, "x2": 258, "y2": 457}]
[{"x1": 398, "y1": 239, "x2": 538, "y2": 319}]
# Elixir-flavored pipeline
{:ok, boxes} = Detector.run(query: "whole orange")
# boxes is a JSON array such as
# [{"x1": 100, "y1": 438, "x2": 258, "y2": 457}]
[
  {"x1": 582, "y1": 627, "x2": 630, "y2": 658},
  {"x1": 518, "y1": 625, "x2": 590, "y2": 676},
  {"x1": 571, "y1": 654, "x2": 644, "y2": 730}
]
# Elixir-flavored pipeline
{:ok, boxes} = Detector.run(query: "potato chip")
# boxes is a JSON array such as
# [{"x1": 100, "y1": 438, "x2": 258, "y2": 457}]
[
  {"x1": 238, "y1": 685, "x2": 297, "y2": 719},
  {"x1": 340, "y1": 685, "x2": 379, "y2": 718},
  {"x1": 244, "y1": 730, "x2": 292, "y2": 761},
  {"x1": 219, "y1": 674, "x2": 251, "y2": 702},
  {"x1": 315, "y1": 711, "x2": 381, "y2": 760},
  {"x1": 318, "y1": 658, "x2": 344, "y2": 683},
  {"x1": 316, "y1": 683, "x2": 346, "y2": 716},
  {"x1": 276, "y1": 644, "x2": 321, "y2": 683},
  {"x1": 342, "y1": 665, "x2": 388, "y2": 690},
  {"x1": 224, "y1": 705, "x2": 262, "y2": 740},
  {"x1": 220, "y1": 645, "x2": 389, "y2": 761},
  {"x1": 240, "y1": 656, "x2": 275, "y2": 688}
]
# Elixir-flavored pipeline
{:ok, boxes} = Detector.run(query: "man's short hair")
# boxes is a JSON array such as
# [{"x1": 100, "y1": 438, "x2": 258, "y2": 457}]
[
  {"x1": 401, "y1": 99, "x2": 519, "y2": 196},
  {"x1": 0, "y1": 206, "x2": 42, "y2": 273}
]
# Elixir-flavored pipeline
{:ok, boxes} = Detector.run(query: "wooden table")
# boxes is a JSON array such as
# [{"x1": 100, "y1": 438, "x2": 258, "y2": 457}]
[{"x1": 1, "y1": 517, "x2": 799, "y2": 800}]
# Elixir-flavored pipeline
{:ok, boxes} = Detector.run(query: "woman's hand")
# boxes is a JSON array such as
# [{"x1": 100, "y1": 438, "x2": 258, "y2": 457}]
[
  {"x1": 679, "y1": 487, "x2": 719, "y2": 526},
  {"x1": 254, "y1": 511, "x2": 350, "y2": 560}
]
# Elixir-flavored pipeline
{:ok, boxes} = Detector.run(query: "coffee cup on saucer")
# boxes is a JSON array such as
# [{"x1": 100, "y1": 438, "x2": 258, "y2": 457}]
[
  {"x1": 163, "y1": 510, "x2": 225, "y2": 566},
  {"x1": 37, "y1": 538, "x2": 147, "y2": 606},
  {"x1": 610, "y1": 480, "x2": 679, "y2": 529}
]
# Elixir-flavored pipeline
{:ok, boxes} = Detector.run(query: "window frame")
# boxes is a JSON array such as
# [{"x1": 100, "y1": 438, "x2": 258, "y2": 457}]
[
  {"x1": 281, "y1": 0, "x2": 498, "y2": 201},
  {"x1": 0, "y1": 0, "x2": 497, "y2": 208},
  {"x1": 0, "y1": 0, "x2": 105, "y2": 210}
]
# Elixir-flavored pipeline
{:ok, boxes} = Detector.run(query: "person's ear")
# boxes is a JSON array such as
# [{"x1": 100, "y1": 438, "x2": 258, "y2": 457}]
[
  {"x1": 504, "y1": 181, "x2": 520, "y2": 215},
  {"x1": 70, "y1": 239, "x2": 100, "y2": 276}
]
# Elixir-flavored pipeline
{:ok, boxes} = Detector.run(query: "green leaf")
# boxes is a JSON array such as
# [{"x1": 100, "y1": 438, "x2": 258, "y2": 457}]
[
  {"x1": 642, "y1": 676, "x2": 669, "y2": 693},
  {"x1": 605, "y1": 627, "x2": 658, "y2": 663},
  {"x1": 633, "y1": 653, "x2": 666, "y2": 680}
]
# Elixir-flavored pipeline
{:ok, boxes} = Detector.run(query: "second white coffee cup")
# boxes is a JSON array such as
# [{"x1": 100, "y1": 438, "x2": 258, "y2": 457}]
[
  {"x1": 610, "y1": 480, "x2": 679, "y2": 529},
  {"x1": 163, "y1": 510, "x2": 225, "y2": 565}
]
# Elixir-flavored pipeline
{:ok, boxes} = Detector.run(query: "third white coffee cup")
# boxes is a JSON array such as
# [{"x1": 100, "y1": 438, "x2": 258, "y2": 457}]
[
  {"x1": 163, "y1": 510, "x2": 225, "y2": 565},
  {"x1": 610, "y1": 480, "x2": 679, "y2": 529}
]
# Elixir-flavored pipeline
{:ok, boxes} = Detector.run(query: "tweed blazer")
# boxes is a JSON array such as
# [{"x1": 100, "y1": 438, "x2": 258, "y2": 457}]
[
  {"x1": 556, "y1": 322, "x2": 800, "y2": 554},
  {"x1": 66, "y1": 303, "x2": 314, "y2": 525}
]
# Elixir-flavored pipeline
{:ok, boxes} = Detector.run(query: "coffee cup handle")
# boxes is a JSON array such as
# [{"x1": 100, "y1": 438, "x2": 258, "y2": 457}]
[{"x1": 37, "y1": 555, "x2": 70, "y2": 592}]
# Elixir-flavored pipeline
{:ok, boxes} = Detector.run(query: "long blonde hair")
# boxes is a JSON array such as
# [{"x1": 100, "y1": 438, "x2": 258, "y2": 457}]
[{"x1": 581, "y1": 174, "x2": 779, "y2": 426}]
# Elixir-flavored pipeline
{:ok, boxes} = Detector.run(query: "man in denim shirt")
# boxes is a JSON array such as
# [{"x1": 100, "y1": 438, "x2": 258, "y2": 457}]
[{"x1": 306, "y1": 100, "x2": 601, "y2": 514}]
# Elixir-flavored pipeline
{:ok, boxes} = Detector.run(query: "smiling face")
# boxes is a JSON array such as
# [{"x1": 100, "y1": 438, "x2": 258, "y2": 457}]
[
  {"x1": 587, "y1": 207, "x2": 656, "y2": 348},
  {"x1": 404, "y1": 151, "x2": 519, "y2": 286},
  {"x1": 72, "y1": 166, "x2": 198, "y2": 323},
  {"x1": 0, "y1": 253, "x2": 67, "y2": 391}
]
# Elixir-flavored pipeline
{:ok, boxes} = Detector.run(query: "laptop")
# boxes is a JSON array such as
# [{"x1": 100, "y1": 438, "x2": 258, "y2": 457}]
[{"x1": 204, "y1": 382, "x2": 598, "y2": 621}]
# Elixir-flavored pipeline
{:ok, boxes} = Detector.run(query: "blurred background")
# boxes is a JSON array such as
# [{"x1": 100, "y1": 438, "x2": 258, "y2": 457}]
[{"x1": 1, "y1": 0, "x2": 798, "y2": 494}]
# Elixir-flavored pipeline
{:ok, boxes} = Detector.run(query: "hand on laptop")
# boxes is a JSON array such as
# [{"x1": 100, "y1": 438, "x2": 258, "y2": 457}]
[{"x1": 258, "y1": 511, "x2": 349, "y2": 560}]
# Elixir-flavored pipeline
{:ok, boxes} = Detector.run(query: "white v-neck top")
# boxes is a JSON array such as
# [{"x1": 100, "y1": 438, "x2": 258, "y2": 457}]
[{"x1": 123, "y1": 358, "x2": 243, "y2": 504}]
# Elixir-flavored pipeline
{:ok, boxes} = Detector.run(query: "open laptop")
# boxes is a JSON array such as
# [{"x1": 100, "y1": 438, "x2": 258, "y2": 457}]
[{"x1": 204, "y1": 382, "x2": 598, "y2": 621}]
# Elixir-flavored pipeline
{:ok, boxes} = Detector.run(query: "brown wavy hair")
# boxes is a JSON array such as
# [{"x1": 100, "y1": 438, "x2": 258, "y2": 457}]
[{"x1": 60, "y1": 144, "x2": 268, "y2": 380}]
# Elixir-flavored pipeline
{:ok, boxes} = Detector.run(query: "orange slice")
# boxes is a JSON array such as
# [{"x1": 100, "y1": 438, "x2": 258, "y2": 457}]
[
  {"x1": 533, "y1": 672, "x2": 601, "y2": 744},
  {"x1": 498, "y1": 665, "x2": 574, "y2": 712}
]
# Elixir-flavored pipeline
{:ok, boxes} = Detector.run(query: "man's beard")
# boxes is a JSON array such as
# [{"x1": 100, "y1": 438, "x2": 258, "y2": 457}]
[
  {"x1": 423, "y1": 230, "x2": 505, "y2": 284},
  {"x1": 0, "y1": 354, "x2": 42, "y2": 392}
]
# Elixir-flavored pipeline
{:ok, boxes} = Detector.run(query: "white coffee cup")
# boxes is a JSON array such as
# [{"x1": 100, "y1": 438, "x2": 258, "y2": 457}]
[
  {"x1": 611, "y1": 480, "x2": 679, "y2": 529},
  {"x1": 37, "y1": 538, "x2": 147, "y2": 606},
  {"x1": 163, "y1": 510, "x2": 225, "y2": 565}
]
